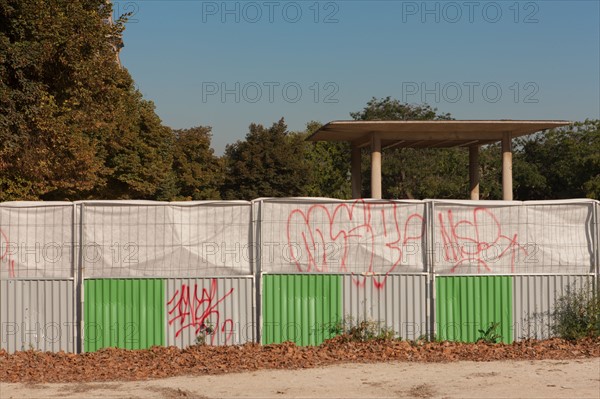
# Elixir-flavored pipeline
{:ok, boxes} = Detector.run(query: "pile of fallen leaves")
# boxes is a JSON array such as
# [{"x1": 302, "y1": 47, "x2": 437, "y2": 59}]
[{"x1": 1, "y1": 337, "x2": 598, "y2": 383}]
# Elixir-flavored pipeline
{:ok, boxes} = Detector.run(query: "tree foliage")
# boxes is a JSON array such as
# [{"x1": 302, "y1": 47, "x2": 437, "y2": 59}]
[
  {"x1": 221, "y1": 118, "x2": 311, "y2": 200},
  {"x1": 302, "y1": 121, "x2": 352, "y2": 199},
  {"x1": 350, "y1": 97, "x2": 452, "y2": 121},
  {"x1": 514, "y1": 120, "x2": 600, "y2": 199},
  {"x1": 0, "y1": 0, "x2": 179, "y2": 201},
  {"x1": 172, "y1": 126, "x2": 223, "y2": 200}
]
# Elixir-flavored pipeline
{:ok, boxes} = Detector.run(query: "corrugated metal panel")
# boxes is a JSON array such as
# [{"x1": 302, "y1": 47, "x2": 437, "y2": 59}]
[
  {"x1": 166, "y1": 277, "x2": 254, "y2": 347},
  {"x1": 436, "y1": 276, "x2": 513, "y2": 343},
  {"x1": 262, "y1": 274, "x2": 342, "y2": 346},
  {"x1": 513, "y1": 275, "x2": 595, "y2": 340},
  {"x1": 84, "y1": 279, "x2": 164, "y2": 352},
  {"x1": 0, "y1": 280, "x2": 75, "y2": 353},
  {"x1": 342, "y1": 275, "x2": 428, "y2": 340}
]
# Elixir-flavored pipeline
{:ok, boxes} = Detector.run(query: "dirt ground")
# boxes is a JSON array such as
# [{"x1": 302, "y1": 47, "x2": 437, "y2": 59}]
[{"x1": 2, "y1": 358, "x2": 599, "y2": 399}]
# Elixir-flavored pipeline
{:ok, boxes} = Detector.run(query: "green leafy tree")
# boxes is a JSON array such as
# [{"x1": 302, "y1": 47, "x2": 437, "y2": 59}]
[
  {"x1": 302, "y1": 121, "x2": 352, "y2": 199},
  {"x1": 350, "y1": 97, "x2": 452, "y2": 121},
  {"x1": 172, "y1": 126, "x2": 223, "y2": 200},
  {"x1": 477, "y1": 144, "x2": 503, "y2": 200},
  {"x1": 515, "y1": 120, "x2": 600, "y2": 199},
  {"x1": 221, "y1": 118, "x2": 311, "y2": 200},
  {"x1": 0, "y1": 0, "x2": 111, "y2": 199},
  {"x1": 100, "y1": 96, "x2": 177, "y2": 200}
]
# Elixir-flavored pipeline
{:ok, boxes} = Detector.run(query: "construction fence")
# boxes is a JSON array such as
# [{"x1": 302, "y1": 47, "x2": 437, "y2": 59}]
[{"x1": 0, "y1": 198, "x2": 597, "y2": 352}]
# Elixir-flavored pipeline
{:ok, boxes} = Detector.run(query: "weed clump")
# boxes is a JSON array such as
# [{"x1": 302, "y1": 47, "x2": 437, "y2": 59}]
[
  {"x1": 328, "y1": 316, "x2": 399, "y2": 342},
  {"x1": 194, "y1": 323, "x2": 215, "y2": 346},
  {"x1": 477, "y1": 322, "x2": 502, "y2": 344},
  {"x1": 551, "y1": 283, "x2": 600, "y2": 340}
]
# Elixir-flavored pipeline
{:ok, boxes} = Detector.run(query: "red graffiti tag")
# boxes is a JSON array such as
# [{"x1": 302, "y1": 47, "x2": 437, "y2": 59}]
[
  {"x1": 167, "y1": 279, "x2": 234, "y2": 345},
  {"x1": 286, "y1": 200, "x2": 424, "y2": 289},
  {"x1": 0, "y1": 228, "x2": 15, "y2": 278},
  {"x1": 437, "y1": 207, "x2": 527, "y2": 273}
]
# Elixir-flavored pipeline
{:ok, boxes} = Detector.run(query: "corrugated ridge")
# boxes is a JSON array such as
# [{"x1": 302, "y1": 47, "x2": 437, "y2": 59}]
[
  {"x1": 84, "y1": 279, "x2": 164, "y2": 352},
  {"x1": 436, "y1": 276, "x2": 513, "y2": 343},
  {"x1": 342, "y1": 275, "x2": 428, "y2": 340},
  {"x1": 165, "y1": 277, "x2": 254, "y2": 347},
  {"x1": 0, "y1": 280, "x2": 75, "y2": 353},
  {"x1": 513, "y1": 275, "x2": 595, "y2": 340},
  {"x1": 262, "y1": 275, "x2": 341, "y2": 346}
]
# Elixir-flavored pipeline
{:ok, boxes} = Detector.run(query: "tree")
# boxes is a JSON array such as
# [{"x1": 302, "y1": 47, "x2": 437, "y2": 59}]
[
  {"x1": 0, "y1": 0, "x2": 109, "y2": 200},
  {"x1": 172, "y1": 126, "x2": 223, "y2": 200},
  {"x1": 221, "y1": 118, "x2": 311, "y2": 200},
  {"x1": 515, "y1": 120, "x2": 600, "y2": 199},
  {"x1": 302, "y1": 121, "x2": 352, "y2": 199},
  {"x1": 0, "y1": 0, "x2": 176, "y2": 201},
  {"x1": 98, "y1": 95, "x2": 177, "y2": 200},
  {"x1": 477, "y1": 144, "x2": 503, "y2": 200},
  {"x1": 350, "y1": 97, "x2": 452, "y2": 121}
]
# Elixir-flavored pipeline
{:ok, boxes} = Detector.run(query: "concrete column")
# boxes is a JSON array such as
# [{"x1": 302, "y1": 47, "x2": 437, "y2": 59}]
[
  {"x1": 502, "y1": 132, "x2": 513, "y2": 201},
  {"x1": 469, "y1": 145, "x2": 480, "y2": 200},
  {"x1": 351, "y1": 145, "x2": 362, "y2": 199},
  {"x1": 370, "y1": 134, "x2": 382, "y2": 199}
]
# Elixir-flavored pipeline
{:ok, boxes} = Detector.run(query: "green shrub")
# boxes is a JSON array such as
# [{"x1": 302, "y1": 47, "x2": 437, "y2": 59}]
[
  {"x1": 477, "y1": 322, "x2": 501, "y2": 344},
  {"x1": 551, "y1": 283, "x2": 600, "y2": 340}
]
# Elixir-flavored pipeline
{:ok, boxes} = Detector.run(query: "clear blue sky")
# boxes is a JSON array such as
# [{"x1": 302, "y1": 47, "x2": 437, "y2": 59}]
[{"x1": 116, "y1": 0, "x2": 600, "y2": 154}]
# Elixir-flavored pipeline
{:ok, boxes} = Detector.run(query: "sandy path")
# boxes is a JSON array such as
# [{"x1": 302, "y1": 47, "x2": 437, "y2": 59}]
[{"x1": 1, "y1": 359, "x2": 599, "y2": 399}]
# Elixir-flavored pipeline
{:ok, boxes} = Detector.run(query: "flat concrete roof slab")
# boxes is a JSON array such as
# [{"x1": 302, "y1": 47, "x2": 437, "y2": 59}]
[{"x1": 307, "y1": 120, "x2": 571, "y2": 148}]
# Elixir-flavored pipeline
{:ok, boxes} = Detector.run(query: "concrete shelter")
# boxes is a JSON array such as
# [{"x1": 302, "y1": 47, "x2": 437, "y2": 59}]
[{"x1": 307, "y1": 120, "x2": 570, "y2": 200}]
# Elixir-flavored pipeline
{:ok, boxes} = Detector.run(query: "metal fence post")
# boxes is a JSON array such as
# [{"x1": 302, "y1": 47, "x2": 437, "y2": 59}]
[
  {"x1": 595, "y1": 201, "x2": 599, "y2": 290},
  {"x1": 253, "y1": 199, "x2": 263, "y2": 345},
  {"x1": 429, "y1": 200, "x2": 437, "y2": 340},
  {"x1": 77, "y1": 203, "x2": 85, "y2": 353},
  {"x1": 71, "y1": 203, "x2": 79, "y2": 353}
]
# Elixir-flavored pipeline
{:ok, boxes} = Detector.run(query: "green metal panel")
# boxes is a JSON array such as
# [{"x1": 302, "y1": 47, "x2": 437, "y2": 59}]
[
  {"x1": 263, "y1": 275, "x2": 342, "y2": 346},
  {"x1": 84, "y1": 279, "x2": 165, "y2": 352},
  {"x1": 436, "y1": 276, "x2": 513, "y2": 344}
]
